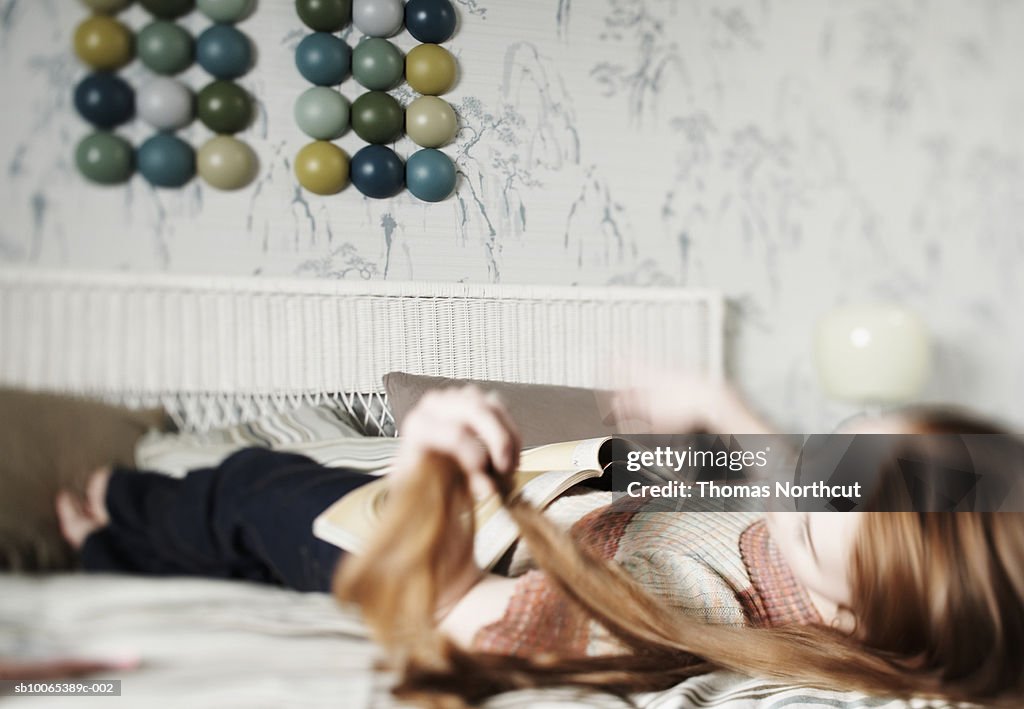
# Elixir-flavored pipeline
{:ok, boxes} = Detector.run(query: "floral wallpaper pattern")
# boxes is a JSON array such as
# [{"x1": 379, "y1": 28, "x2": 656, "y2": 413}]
[{"x1": 1, "y1": 0, "x2": 1022, "y2": 429}]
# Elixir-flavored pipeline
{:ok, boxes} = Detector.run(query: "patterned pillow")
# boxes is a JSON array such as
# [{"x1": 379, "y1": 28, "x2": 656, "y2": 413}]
[{"x1": 136, "y1": 404, "x2": 401, "y2": 478}]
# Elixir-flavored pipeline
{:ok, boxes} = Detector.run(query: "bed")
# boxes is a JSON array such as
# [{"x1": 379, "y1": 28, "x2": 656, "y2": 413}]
[{"x1": 0, "y1": 269, "x2": 951, "y2": 708}]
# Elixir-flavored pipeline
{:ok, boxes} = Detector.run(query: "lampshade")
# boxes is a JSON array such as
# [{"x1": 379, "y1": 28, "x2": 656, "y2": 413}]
[{"x1": 814, "y1": 304, "x2": 931, "y2": 403}]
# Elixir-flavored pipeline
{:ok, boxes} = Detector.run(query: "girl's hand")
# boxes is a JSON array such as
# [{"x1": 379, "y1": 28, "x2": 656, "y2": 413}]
[
  {"x1": 389, "y1": 386, "x2": 523, "y2": 616},
  {"x1": 394, "y1": 385, "x2": 522, "y2": 499},
  {"x1": 612, "y1": 372, "x2": 772, "y2": 434}
]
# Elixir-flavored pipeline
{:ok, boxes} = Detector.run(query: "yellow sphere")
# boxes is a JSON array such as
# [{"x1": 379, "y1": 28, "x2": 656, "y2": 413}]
[
  {"x1": 406, "y1": 95, "x2": 458, "y2": 148},
  {"x1": 295, "y1": 141, "x2": 349, "y2": 195},
  {"x1": 74, "y1": 15, "x2": 134, "y2": 70},
  {"x1": 197, "y1": 136, "x2": 258, "y2": 191},
  {"x1": 405, "y1": 44, "x2": 457, "y2": 96}
]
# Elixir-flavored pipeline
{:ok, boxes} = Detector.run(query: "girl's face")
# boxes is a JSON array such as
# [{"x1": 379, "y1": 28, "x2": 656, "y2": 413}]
[
  {"x1": 765, "y1": 511, "x2": 861, "y2": 628},
  {"x1": 766, "y1": 413, "x2": 912, "y2": 628}
]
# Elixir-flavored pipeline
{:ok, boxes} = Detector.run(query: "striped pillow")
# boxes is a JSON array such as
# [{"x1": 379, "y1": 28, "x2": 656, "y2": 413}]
[{"x1": 136, "y1": 404, "x2": 401, "y2": 478}]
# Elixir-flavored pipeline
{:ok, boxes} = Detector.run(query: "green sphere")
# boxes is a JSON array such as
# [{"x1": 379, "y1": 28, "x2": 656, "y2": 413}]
[
  {"x1": 80, "y1": 0, "x2": 134, "y2": 14},
  {"x1": 139, "y1": 0, "x2": 195, "y2": 19},
  {"x1": 197, "y1": 80, "x2": 253, "y2": 134},
  {"x1": 295, "y1": 0, "x2": 351, "y2": 32},
  {"x1": 138, "y1": 21, "x2": 194, "y2": 75},
  {"x1": 352, "y1": 38, "x2": 403, "y2": 91},
  {"x1": 350, "y1": 91, "x2": 403, "y2": 144},
  {"x1": 294, "y1": 87, "x2": 349, "y2": 140},
  {"x1": 197, "y1": 0, "x2": 254, "y2": 22},
  {"x1": 75, "y1": 131, "x2": 134, "y2": 185}
]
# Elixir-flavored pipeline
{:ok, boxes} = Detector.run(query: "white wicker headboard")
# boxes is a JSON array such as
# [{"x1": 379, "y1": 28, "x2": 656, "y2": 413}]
[{"x1": 0, "y1": 269, "x2": 723, "y2": 434}]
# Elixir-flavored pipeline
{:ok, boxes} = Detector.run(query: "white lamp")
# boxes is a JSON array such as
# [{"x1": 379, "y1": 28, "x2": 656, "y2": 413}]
[{"x1": 814, "y1": 304, "x2": 931, "y2": 403}]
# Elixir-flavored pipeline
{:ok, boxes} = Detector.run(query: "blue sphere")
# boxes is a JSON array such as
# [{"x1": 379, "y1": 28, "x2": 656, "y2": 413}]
[
  {"x1": 405, "y1": 148, "x2": 456, "y2": 202},
  {"x1": 196, "y1": 24, "x2": 253, "y2": 79},
  {"x1": 295, "y1": 33, "x2": 351, "y2": 86},
  {"x1": 350, "y1": 145, "x2": 404, "y2": 198},
  {"x1": 137, "y1": 133, "x2": 196, "y2": 188},
  {"x1": 74, "y1": 73, "x2": 135, "y2": 128},
  {"x1": 404, "y1": 0, "x2": 456, "y2": 44}
]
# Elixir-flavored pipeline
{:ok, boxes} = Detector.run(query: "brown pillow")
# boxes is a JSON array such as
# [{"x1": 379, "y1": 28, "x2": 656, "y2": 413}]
[
  {"x1": 0, "y1": 388, "x2": 168, "y2": 571},
  {"x1": 383, "y1": 372, "x2": 618, "y2": 447}
]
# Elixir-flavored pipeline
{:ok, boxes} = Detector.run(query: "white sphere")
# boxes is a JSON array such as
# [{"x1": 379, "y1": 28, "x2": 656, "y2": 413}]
[
  {"x1": 352, "y1": 0, "x2": 403, "y2": 37},
  {"x1": 815, "y1": 304, "x2": 931, "y2": 403},
  {"x1": 137, "y1": 77, "x2": 194, "y2": 131}
]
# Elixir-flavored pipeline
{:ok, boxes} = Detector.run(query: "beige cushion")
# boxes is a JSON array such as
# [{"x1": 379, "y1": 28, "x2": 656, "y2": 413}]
[
  {"x1": 0, "y1": 388, "x2": 168, "y2": 571},
  {"x1": 382, "y1": 372, "x2": 618, "y2": 447}
]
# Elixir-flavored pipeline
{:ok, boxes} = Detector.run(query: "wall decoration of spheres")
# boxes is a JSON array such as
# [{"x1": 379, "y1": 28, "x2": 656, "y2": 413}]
[
  {"x1": 404, "y1": 0, "x2": 456, "y2": 44},
  {"x1": 196, "y1": 24, "x2": 253, "y2": 80},
  {"x1": 75, "y1": 131, "x2": 134, "y2": 185},
  {"x1": 74, "y1": 0, "x2": 260, "y2": 191},
  {"x1": 74, "y1": 73, "x2": 135, "y2": 129},
  {"x1": 352, "y1": 0, "x2": 404, "y2": 38},
  {"x1": 73, "y1": 16, "x2": 134, "y2": 70},
  {"x1": 295, "y1": 141, "x2": 350, "y2": 195},
  {"x1": 198, "y1": 135, "x2": 257, "y2": 190},
  {"x1": 406, "y1": 148, "x2": 456, "y2": 202},
  {"x1": 197, "y1": 0, "x2": 254, "y2": 23},
  {"x1": 352, "y1": 38, "x2": 403, "y2": 90},
  {"x1": 197, "y1": 80, "x2": 253, "y2": 133},
  {"x1": 137, "y1": 77, "x2": 194, "y2": 130},
  {"x1": 405, "y1": 43, "x2": 456, "y2": 95},
  {"x1": 294, "y1": 87, "x2": 349, "y2": 140},
  {"x1": 291, "y1": 0, "x2": 458, "y2": 200},
  {"x1": 138, "y1": 20, "x2": 194, "y2": 75},
  {"x1": 350, "y1": 91, "x2": 403, "y2": 144},
  {"x1": 80, "y1": 0, "x2": 134, "y2": 14},
  {"x1": 137, "y1": 133, "x2": 196, "y2": 187},
  {"x1": 405, "y1": 95, "x2": 456, "y2": 148},
  {"x1": 349, "y1": 144, "x2": 404, "y2": 198},
  {"x1": 139, "y1": 0, "x2": 195, "y2": 19},
  {"x1": 296, "y1": 0, "x2": 351, "y2": 32},
  {"x1": 295, "y1": 33, "x2": 351, "y2": 86}
]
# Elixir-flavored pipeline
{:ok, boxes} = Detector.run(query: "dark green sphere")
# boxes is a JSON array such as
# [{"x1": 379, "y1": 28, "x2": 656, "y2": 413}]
[
  {"x1": 197, "y1": 80, "x2": 253, "y2": 134},
  {"x1": 350, "y1": 91, "x2": 403, "y2": 144},
  {"x1": 295, "y1": 0, "x2": 351, "y2": 32},
  {"x1": 139, "y1": 0, "x2": 195, "y2": 19}
]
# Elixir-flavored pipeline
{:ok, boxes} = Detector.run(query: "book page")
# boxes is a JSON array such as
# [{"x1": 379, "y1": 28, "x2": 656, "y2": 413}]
[
  {"x1": 518, "y1": 437, "x2": 611, "y2": 472},
  {"x1": 473, "y1": 467, "x2": 599, "y2": 569}
]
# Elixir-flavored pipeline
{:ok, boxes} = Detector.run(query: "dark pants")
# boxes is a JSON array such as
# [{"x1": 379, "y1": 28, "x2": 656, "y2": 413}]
[{"x1": 80, "y1": 448, "x2": 376, "y2": 592}]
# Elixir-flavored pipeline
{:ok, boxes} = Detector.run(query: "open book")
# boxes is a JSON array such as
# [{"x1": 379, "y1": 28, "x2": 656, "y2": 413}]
[{"x1": 313, "y1": 437, "x2": 617, "y2": 570}]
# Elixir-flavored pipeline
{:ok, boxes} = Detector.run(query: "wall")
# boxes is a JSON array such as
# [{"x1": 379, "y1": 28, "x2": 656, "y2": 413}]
[{"x1": 1, "y1": 0, "x2": 1022, "y2": 430}]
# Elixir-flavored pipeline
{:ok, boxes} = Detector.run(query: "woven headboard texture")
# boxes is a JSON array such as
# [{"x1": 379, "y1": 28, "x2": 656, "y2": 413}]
[{"x1": 0, "y1": 269, "x2": 723, "y2": 433}]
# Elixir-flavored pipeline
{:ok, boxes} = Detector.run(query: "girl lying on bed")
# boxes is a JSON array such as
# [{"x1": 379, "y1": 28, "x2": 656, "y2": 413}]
[{"x1": 55, "y1": 379, "x2": 1024, "y2": 707}]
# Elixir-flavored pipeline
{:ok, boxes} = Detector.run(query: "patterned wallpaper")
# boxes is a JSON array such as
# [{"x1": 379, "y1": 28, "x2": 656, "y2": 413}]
[{"x1": 1, "y1": 0, "x2": 1022, "y2": 430}]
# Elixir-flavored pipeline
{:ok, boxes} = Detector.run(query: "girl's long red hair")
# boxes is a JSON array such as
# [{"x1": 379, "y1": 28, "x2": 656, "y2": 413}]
[{"x1": 335, "y1": 410, "x2": 1024, "y2": 707}]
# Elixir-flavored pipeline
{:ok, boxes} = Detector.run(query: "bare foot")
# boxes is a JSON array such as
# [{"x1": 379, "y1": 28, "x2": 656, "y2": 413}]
[{"x1": 55, "y1": 467, "x2": 112, "y2": 550}]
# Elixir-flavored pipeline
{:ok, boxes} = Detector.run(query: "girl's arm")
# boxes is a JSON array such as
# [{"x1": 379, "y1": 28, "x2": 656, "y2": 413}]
[
  {"x1": 613, "y1": 372, "x2": 776, "y2": 434},
  {"x1": 438, "y1": 573, "x2": 519, "y2": 647}
]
